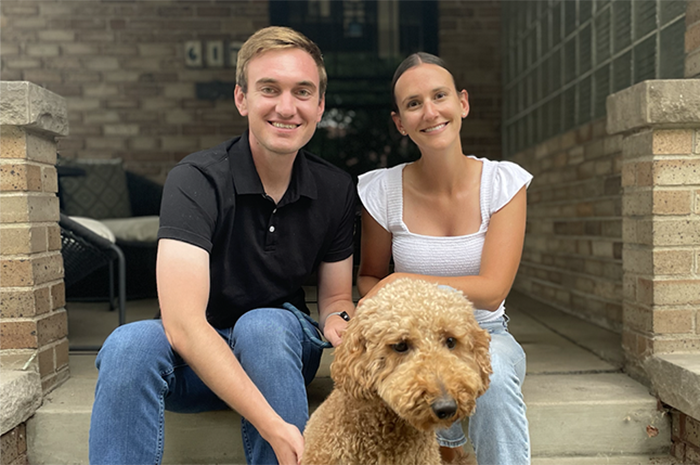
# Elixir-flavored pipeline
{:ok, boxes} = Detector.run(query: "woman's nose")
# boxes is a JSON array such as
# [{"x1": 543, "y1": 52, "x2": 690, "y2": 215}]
[{"x1": 423, "y1": 101, "x2": 439, "y2": 119}]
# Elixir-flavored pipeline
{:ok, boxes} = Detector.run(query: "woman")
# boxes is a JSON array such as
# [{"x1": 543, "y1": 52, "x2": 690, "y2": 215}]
[{"x1": 357, "y1": 52, "x2": 532, "y2": 465}]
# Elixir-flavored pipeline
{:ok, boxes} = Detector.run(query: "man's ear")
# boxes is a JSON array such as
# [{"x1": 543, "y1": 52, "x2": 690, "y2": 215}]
[
  {"x1": 391, "y1": 111, "x2": 404, "y2": 135},
  {"x1": 316, "y1": 94, "x2": 325, "y2": 123},
  {"x1": 234, "y1": 85, "x2": 248, "y2": 117}
]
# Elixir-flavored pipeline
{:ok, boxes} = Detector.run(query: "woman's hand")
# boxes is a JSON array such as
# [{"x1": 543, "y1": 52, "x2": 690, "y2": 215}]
[{"x1": 357, "y1": 272, "x2": 412, "y2": 306}]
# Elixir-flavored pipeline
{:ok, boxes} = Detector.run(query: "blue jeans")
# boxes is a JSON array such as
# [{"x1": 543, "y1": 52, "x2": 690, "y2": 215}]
[
  {"x1": 89, "y1": 307, "x2": 325, "y2": 465},
  {"x1": 436, "y1": 316, "x2": 530, "y2": 465}
]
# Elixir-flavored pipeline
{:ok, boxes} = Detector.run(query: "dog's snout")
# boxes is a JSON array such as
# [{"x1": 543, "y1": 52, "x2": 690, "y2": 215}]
[{"x1": 431, "y1": 397, "x2": 458, "y2": 420}]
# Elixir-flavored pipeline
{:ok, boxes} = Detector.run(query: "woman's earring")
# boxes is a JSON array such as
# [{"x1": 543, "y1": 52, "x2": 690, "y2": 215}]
[
  {"x1": 462, "y1": 113, "x2": 467, "y2": 118},
  {"x1": 400, "y1": 129, "x2": 406, "y2": 135}
]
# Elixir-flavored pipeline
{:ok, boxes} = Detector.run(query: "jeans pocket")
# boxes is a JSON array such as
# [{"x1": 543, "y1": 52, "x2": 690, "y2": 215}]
[{"x1": 282, "y1": 302, "x2": 332, "y2": 350}]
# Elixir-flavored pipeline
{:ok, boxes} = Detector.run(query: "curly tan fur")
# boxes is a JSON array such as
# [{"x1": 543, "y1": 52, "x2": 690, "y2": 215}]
[{"x1": 302, "y1": 278, "x2": 492, "y2": 465}]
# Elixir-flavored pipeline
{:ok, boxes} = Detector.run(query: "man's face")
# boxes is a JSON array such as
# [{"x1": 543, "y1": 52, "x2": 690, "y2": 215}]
[{"x1": 234, "y1": 48, "x2": 325, "y2": 158}]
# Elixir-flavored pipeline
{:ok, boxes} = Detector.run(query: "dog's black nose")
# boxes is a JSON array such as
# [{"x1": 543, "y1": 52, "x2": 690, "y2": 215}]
[{"x1": 431, "y1": 398, "x2": 458, "y2": 420}]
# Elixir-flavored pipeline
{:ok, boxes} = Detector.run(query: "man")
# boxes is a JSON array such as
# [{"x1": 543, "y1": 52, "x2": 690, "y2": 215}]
[{"x1": 89, "y1": 26, "x2": 356, "y2": 465}]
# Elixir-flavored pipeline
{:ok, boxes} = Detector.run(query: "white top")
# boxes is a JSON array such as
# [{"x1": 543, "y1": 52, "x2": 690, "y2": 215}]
[{"x1": 357, "y1": 156, "x2": 533, "y2": 323}]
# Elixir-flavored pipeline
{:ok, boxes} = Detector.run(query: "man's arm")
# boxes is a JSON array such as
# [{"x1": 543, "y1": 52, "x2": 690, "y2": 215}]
[
  {"x1": 317, "y1": 256, "x2": 355, "y2": 347},
  {"x1": 157, "y1": 239, "x2": 304, "y2": 465}
]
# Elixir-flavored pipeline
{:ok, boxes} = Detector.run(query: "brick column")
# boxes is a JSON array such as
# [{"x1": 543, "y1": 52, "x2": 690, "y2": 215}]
[
  {"x1": 0, "y1": 81, "x2": 70, "y2": 394},
  {"x1": 607, "y1": 80, "x2": 700, "y2": 381}
]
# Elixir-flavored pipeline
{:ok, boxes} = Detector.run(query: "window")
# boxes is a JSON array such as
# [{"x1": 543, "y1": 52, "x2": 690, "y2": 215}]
[
  {"x1": 502, "y1": 0, "x2": 686, "y2": 156},
  {"x1": 270, "y1": 0, "x2": 438, "y2": 177}
]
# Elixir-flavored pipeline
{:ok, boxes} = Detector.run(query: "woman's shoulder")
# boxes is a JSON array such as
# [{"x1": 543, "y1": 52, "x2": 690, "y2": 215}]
[
  {"x1": 358, "y1": 163, "x2": 406, "y2": 190},
  {"x1": 468, "y1": 155, "x2": 532, "y2": 184}
]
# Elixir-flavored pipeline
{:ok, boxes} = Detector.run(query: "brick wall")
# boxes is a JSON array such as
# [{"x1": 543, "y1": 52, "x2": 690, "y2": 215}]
[
  {"x1": 510, "y1": 119, "x2": 624, "y2": 331},
  {"x1": 0, "y1": 0, "x2": 267, "y2": 183},
  {"x1": 439, "y1": 0, "x2": 502, "y2": 161},
  {"x1": 0, "y1": 424, "x2": 28, "y2": 465},
  {"x1": 671, "y1": 409, "x2": 700, "y2": 464}
]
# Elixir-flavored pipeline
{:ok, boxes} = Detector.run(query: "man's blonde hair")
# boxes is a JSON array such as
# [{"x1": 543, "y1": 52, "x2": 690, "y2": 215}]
[{"x1": 236, "y1": 26, "x2": 327, "y2": 96}]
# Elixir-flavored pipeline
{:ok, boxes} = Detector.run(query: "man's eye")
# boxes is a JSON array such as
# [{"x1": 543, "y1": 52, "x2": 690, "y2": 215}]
[
  {"x1": 297, "y1": 89, "x2": 311, "y2": 97},
  {"x1": 261, "y1": 87, "x2": 276, "y2": 94},
  {"x1": 392, "y1": 341, "x2": 409, "y2": 353}
]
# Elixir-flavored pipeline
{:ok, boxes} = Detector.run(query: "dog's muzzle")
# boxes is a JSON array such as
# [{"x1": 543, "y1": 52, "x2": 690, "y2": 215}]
[{"x1": 431, "y1": 397, "x2": 458, "y2": 420}]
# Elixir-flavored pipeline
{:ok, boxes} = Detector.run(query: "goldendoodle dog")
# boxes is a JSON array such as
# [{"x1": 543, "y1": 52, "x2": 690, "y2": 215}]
[{"x1": 302, "y1": 278, "x2": 492, "y2": 465}]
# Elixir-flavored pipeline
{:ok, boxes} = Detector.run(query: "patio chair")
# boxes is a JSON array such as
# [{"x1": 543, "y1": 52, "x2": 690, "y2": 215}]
[
  {"x1": 57, "y1": 158, "x2": 161, "y2": 301},
  {"x1": 59, "y1": 213, "x2": 126, "y2": 337}
]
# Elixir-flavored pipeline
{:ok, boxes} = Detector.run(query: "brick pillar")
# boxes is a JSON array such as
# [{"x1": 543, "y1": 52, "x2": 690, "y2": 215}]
[
  {"x1": 607, "y1": 79, "x2": 700, "y2": 382},
  {"x1": 0, "y1": 81, "x2": 70, "y2": 394}
]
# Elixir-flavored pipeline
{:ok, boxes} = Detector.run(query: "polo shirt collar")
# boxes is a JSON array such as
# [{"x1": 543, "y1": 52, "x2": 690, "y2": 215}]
[{"x1": 229, "y1": 130, "x2": 318, "y2": 201}]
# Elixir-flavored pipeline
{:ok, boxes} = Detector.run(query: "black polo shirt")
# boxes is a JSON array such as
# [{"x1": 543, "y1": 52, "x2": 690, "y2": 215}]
[{"x1": 158, "y1": 131, "x2": 356, "y2": 329}]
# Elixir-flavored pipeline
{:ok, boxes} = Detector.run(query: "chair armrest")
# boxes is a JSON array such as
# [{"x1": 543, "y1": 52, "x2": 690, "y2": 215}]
[{"x1": 59, "y1": 214, "x2": 116, "y2": 251}]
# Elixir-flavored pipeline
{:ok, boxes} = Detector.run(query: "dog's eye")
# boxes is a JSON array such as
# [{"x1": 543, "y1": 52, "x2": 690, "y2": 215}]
[
  {"x1": 445, "y1": 337, "x2": 456, "y2": 349},
  {"x1": 391, "y1": 342, "x2": 409, "y2": 353}
]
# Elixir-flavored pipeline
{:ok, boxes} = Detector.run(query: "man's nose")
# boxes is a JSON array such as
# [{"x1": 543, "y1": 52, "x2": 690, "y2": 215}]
[{"x1": 276, "y1": 92, "x2": 296, "y2": 117}]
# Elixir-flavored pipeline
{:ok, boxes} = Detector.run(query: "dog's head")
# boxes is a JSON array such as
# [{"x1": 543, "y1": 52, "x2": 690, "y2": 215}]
[{"x1": 331, "y1": 278, "x2": 492, "y2": 431}]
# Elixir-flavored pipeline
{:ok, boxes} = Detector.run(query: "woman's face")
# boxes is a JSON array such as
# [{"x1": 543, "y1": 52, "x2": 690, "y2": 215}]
[{"x1": 392, "y1": 63, "x2": 469, "y2": 152}]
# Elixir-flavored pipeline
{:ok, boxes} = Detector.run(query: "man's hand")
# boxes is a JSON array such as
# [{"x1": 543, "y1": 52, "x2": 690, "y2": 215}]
[
  {"x1": 322, "y1": 315, "x2": 348, "y2": 347},
  {"x1": 317, "y1": 257, "x2": 354, "y2": 348},
  {"x1": 265, "y1": 421, "x2": 305, "y2": 465}
]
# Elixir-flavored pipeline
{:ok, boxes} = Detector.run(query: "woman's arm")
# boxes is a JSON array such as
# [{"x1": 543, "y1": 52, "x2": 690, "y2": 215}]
[
  {"x1": 356, "y1": 208, "x2": 393, "y2": 297},
  {"x1": 358, "y1": 187, "x2": 527, "y2": 311}
]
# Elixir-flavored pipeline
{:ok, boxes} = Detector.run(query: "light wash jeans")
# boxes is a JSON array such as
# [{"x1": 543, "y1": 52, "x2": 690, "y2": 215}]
[
  {"x1": 88, "y1": 306, "x2": 325, "y2": 465},
  {"x1": 436, "y1": 315, "x2": 531, "y2": 465}
]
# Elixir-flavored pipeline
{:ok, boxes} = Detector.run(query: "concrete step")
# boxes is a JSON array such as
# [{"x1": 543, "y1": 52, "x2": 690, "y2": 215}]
[
  {"x1": 26, "y1": 298, "x2": 673, "y2": 464},
  {"x1": 532, "y1": 456, "x2": 675, "y2": 465},
  {"x1": 524, "y1": 373, "x2": 670, "y2": 458},
  {"x1": 27, "y1": 356, "x2": 671, "y2": 464}
]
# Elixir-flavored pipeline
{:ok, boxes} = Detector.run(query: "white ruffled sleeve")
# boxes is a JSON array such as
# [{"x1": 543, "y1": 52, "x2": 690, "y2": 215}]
[
  {"x1": 357, "y1": 168, "x2": 390, "y2": 231},
  {"x1": 491, "y1": 161, "x2": 533, "y2": 214}
]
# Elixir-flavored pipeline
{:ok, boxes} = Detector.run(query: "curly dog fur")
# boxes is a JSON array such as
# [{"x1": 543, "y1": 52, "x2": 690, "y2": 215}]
[{"x1": 302, "y1": 278, "x2": 492, "y2": 465}]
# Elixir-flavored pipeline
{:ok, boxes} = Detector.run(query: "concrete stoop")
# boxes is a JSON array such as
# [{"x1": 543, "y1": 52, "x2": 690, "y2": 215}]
[
  {"x1": 27, "y1": 359, "x2": 671, "y2": 465},
  {"x1": 27, "y1": 298, "x2": 674, "y2": 464}
]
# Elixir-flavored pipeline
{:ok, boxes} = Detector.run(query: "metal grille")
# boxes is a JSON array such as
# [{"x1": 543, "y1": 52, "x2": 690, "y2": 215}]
[{"x1": 502, "y1": 0, "x2": 686, "y2": 157}]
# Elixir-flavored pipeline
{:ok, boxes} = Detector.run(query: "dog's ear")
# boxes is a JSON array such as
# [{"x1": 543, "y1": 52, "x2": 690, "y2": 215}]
[
  {"x1": 330, "y1": 317, "x2": 374, "y2": 399},
  {"x1": 470, "y1": 326, "x2": 493, "y2": 397}
]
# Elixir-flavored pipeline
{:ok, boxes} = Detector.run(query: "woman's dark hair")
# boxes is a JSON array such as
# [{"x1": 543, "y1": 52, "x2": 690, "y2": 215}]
[{"x1": 390, "y1": 52, "x2": 457, "y2": 113}]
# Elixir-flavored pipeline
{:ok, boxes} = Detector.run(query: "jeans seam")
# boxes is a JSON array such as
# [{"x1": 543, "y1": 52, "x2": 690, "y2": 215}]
[
  {"x1": 154, "y1": 378, "x2": 168, "y2": 465},
  {"x1": 241, "y1": 420, "x2": 253, "y2": 463}
]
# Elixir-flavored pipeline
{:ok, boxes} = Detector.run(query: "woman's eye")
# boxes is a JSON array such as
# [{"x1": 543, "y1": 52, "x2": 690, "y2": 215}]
[
  {"x1": 392, "y1": 341, "x2": 409, "y2": 353},
  {"x1": 445, "y1": 337, "x2": 456, "y2": 349}
]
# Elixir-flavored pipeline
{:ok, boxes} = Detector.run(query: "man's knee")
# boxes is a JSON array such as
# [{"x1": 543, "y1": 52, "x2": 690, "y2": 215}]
[
  {"x1": 97, "y1": 320, "x2": 169, "y2": 377},
  {"x1": 233, "y1": 308, "x2": 304, "y2": 368},
  {"x1": 234, "y1": 309, "x2": 299, "y2": 347}
]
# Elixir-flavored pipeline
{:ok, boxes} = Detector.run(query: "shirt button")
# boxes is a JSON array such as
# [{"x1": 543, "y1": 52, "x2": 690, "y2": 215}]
[
  {"x1": 269, "y1": 226, "x2": 275, "y2": 233},
  {"x1": 272, "y1": 209, "x2": 277, "y2": 214}
]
